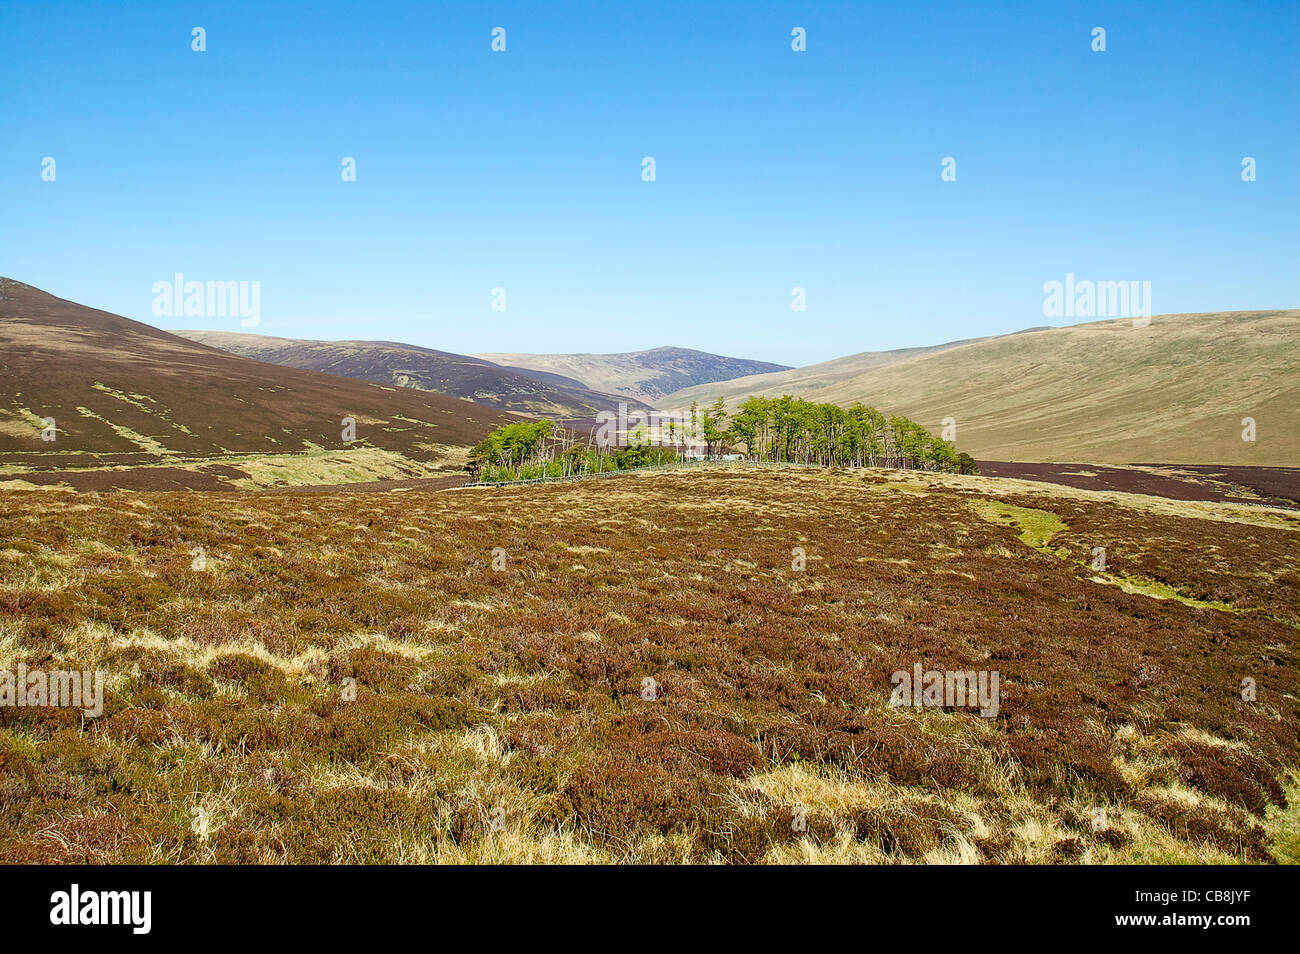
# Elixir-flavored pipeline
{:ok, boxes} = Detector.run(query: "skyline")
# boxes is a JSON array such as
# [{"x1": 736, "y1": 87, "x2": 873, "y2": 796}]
[{"x1": 2, "y1": 0, "x2": 1297, "y2": 365}]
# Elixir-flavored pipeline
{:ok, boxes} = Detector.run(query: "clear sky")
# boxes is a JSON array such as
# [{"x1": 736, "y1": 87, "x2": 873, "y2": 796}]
[{"x1": 2, "y1": 0, "x2": 1296, "y2": 366}]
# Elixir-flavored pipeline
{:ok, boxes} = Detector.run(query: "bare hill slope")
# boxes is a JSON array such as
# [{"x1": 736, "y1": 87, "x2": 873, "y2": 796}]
[{"x1": 802, "y1": 311, "x2": 1299, "y2": 466}]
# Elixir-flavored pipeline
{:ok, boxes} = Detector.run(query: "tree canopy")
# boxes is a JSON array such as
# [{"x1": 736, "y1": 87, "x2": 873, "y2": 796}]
[
  {"x1": 467, "y1": 395, "x2": 964, "y2": 482},
  {"x1": 723, "y1": 395, "x2": 959, "y2": 470}
]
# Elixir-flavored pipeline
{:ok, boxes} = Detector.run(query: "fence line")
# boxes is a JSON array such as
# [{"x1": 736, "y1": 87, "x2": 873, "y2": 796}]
[{"x1": 461, "y1": 458, "x2": 854, "y2": 489}]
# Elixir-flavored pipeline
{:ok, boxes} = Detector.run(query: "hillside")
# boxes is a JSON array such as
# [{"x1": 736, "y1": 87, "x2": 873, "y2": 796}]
[
  {"x1": 659, "y1": 337, "x2": 995, "y2": 410},
  {"x1": 0, "y1": 279, "x2": 521, "y2": 487},
  {"x1": 797, "y1": 311, "x2": 1299, "y2": 466},
  {"x1": 176, "y1": 331, "x2": 653, "y2": 424},
  {"x1": 474, "y1": 346, "x2": 791, "y2": 405}
]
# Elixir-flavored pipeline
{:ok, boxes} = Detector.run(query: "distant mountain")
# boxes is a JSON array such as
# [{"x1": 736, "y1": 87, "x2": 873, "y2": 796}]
[
  {"x1": 659, "y1": 337, "x2": 995, "y2": 410},
  {"x1": 473, "y1": 346, "x2": 792, "y2": 406},
  {"x1": 0, "y1": 279, "x2": 521, "y2": 485},
  {"x1": 176, "y1": 331, "x2": 654, "y2": 424}
]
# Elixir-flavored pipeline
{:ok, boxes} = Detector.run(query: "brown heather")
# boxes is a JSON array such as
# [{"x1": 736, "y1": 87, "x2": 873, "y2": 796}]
[{"x1": 0, "y1": 467, "x2": 1297, "y2": 864}]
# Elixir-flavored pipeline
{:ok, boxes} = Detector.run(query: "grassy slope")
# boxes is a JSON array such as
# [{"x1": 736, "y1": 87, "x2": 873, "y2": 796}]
[
  {"x1": 809, "y1": 310, "x2": 1299, "y2": 465},
  {"x1": 659, "y1": 337, "x2": 994, "y2": 410},
  {"x1": 2, "y1": 467, "x2": 1297, "y2": 864},
  {"x1": 670, "y1": 311, "x2": 1300, "y2": 466}
]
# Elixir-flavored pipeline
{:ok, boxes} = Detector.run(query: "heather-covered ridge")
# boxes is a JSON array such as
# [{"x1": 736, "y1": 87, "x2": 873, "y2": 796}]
[
  {"x1": 175, "y1": 331, "x2": 654, "y2": 425},
  {"x1": 0, "y1": 279, "x2": 521, "y2": 481}
]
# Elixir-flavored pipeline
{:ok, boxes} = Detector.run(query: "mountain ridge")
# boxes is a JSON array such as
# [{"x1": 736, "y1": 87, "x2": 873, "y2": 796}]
[
  {"x1": 174, "y1": 330, "x2": 653, "y2": 424},
  {"x1": 473, "y1": 346, "x2": 792, "y2": 405}
]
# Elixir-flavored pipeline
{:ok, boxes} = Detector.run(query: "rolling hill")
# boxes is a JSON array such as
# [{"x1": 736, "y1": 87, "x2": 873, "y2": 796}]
[
  {"x1": 175, "y1": 331, "x2": 654, "y2": 423},
  {"x1": 0, "y1": 279, "x2": 522, "y2": 487},
  {"x1": 474, "y1": 346, "x2": 791, "y2": 406},
  {"x1": 659, "y1": 336, "x2": 998, "y2": 410},
  {"x1": 789, "y1": 311, "x2": 1296, "y2": 466}
]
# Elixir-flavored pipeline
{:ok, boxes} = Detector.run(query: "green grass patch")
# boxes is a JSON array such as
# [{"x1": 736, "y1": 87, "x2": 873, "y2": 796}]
[
  {"x1": 1098, "y1": 574, "x2": 1239, "y2": 613},
  {"x1": 971, "y1": 500, "x2": 1067, "y2": 551}
]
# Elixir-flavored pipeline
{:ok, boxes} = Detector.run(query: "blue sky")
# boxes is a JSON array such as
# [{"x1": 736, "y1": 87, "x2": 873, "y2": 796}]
[{"x1": 2, "y1": 0, "x2": 1296, "y2": 365}]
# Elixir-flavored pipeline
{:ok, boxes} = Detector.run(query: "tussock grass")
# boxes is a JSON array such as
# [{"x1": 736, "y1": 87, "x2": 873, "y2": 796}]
[{"x1": 1, "y1": 468, "x2": 1297, "y2": 863}]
